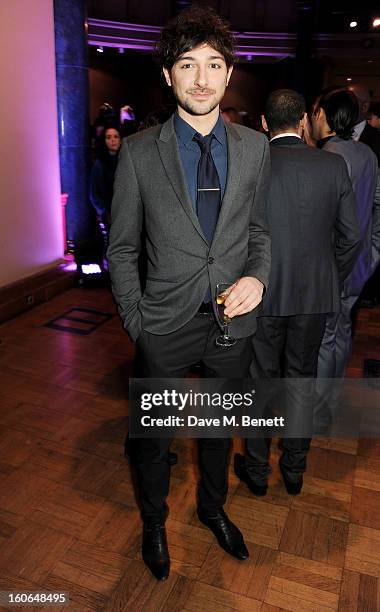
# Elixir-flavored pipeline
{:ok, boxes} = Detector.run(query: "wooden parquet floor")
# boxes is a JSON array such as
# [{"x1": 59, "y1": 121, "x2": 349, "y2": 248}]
[{"x1": 0, "y1": 287, "x2": 379, "y2": 611}]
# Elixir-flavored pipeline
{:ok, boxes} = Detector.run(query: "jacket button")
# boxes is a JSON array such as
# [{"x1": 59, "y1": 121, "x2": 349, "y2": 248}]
[{"x1": 208, "y1": 257, "x2": 214, "y2": 264}]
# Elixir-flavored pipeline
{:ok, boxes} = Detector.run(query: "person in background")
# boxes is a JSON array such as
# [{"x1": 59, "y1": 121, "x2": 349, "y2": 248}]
[
  {"x1": 120, "y1": 104, "x2": 138, "y2": 137},
  {"x1": 311, "y1": 89, "x2": 379, "y2": 381},
  {"x1": 348, "y1": 85, "x2": 380, "y2": 165},
  {"x1": 90, "y1": 126, "x2": 122, "y2": 240},
  {"x1": 138, "y1": 106, "x2": 174, "y2": 130},
  {"x1": 234, "y1": 89, "x2": 360, "y2": 498},
  {"x1": 368, "y1": 102, "x2": 380, "y2": 130},
  {"x1": 221, "y1": 106, "x2": 242, "y2": 124},
  {"x1": 348, "y1": 85, "x2": 380, "y2": 305},
  {"x1": 91, "y1": 103, "x2": 118, "y2": 153}
]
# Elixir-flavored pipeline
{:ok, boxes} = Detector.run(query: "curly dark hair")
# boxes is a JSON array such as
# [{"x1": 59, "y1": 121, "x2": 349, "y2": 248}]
[{"x1": 157, "y1": 5, "x2": 236, "y2": 70}]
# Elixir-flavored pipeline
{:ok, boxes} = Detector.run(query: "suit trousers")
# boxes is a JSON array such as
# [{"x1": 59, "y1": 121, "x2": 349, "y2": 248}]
[
  {"x1": 318, "y1": 294, "x2": 358, "y2": 379},
  {"x1": 315, "y1": 294, "x2": 358, "y2": 429},
  {"x1": 248, "y1": 314, "x2": 326, "y2": 484},
  {"x1": 134, "y1": 313, "x2": 253, "y2": 522}
]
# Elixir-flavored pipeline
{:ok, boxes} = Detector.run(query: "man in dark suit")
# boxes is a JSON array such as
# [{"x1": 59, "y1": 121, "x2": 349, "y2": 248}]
[
  {"x1": 234, "y1": 89, "x2": 360, "y2": 497},
  {"x1": 107, "y1": 6, "x2": 271, "y2": 580}
]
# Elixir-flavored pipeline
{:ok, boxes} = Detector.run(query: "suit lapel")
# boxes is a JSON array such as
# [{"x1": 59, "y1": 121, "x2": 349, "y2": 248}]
[
  {"x1": 211, "y1": 123, "x2": 243, "y2": 246},
  {"x1": 156, "y1": 117, "x2": 208, "y2": 245}
]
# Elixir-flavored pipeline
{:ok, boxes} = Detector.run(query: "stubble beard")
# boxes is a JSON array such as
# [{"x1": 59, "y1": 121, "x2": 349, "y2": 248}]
[{"x1": 174, "y1": 87, "x2": 225, "y2": 117}]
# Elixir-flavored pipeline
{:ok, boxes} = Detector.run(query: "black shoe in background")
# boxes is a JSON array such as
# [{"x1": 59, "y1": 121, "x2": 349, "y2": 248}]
[
  {"x1": 234, "y1": 453, "x2": 268, "y2": 497},
  {"x1": 279, "y1": 463, "x2": 303, "y2": 495}
]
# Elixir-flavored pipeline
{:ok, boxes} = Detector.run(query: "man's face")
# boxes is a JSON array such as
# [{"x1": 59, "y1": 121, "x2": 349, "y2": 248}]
[
  {"x1": 368, "y1": 114, "x2": 380, "y2": 129},
  {"x1": 310, "y1": 102, "x2": 324, "y2": 140},
  {"x1": 163, "y1": 43, "x2": 233, "y2": 117},
  {"x1": 347, "y1": 85, "x2": 370, "y2": 121}
]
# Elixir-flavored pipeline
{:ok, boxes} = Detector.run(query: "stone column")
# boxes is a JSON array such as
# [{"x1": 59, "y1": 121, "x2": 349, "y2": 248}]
[{"x1": 54, "y1": 0, "x2": 94, "y2": 248}]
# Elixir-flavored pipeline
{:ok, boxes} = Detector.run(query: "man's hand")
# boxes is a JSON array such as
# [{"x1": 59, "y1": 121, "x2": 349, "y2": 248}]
[{"x1": 223, "y1": 277, "x2": 264, "y2": 318}]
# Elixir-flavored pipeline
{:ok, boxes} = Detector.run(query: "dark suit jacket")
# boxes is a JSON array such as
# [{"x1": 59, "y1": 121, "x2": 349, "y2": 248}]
[
  {"x1": 260, "y1": 136, "x2": 361, "y2": 317},
  {"x1": 107, "y1": 116, "x2": 271, "y2": 341},
  {"x1": 360, "y1": 123, "x2": 380, "y2": 167}
]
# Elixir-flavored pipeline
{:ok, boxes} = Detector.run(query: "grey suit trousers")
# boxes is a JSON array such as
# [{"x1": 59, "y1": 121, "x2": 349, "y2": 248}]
[{"x1": 318, "y1": 295, "x2": 358, "y2": 380}]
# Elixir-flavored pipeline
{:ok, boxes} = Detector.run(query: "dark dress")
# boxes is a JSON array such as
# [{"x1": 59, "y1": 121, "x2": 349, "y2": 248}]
[{"x1": 89, "y1": 151, "x2": 119, "y2": 219}]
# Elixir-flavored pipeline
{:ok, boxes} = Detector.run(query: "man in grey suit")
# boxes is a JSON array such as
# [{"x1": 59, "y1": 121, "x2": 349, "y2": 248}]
[
  {"x1": 349, "y1": 84, "x2": 380, "y2": 305},
  {"x1": 107, "y1": 6, "x2": 271, "y2": 580},
  {"x1": 312, "y1": 89, "x2": 379, "y2": 381},
  {"x1": 234, "y1": 90, "x2": 360, "y2": 497}
]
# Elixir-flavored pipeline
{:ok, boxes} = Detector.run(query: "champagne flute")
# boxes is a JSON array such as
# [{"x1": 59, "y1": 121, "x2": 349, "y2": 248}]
[{"x1": 213, "y1": 283, "x2": 237, "y2": 347}]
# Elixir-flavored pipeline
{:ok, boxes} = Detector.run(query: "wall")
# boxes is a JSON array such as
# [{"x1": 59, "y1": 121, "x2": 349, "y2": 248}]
[
  {"x1": 0, "y1": 0, "x2": 63, "y2": 288},
  {"x1": 89, "y1": 53, "x2": 272, "y2": 124},
  {"x1": 325, "y1": 59, "x2": 380, "y2": 100},
  {"x1": 223, "y1": 64, "x2": 269, "y2": 119},
  {"x1": 89, "y1": 53, "x2": 165, "y2": 123}
]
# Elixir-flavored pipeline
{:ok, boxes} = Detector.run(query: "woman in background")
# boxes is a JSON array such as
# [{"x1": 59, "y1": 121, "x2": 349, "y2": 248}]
[{"x1": 90, "y1": 126, "x2": 122, "y2": 237}]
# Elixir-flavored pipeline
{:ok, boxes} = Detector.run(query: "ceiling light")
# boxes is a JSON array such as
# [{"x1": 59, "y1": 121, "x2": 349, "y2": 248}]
[
  {"x1": 373, "y1": 18, "x2": 380, "y2": 27},
  {"x1": 346, "y1": 77, "x2": 352, "y2": 82},
  {"x1": 349, "y1": 21, "x2": 358, "y2": 28},
  {"x1": 96, "y1": 46, "x2": 104, "y2": 53}
]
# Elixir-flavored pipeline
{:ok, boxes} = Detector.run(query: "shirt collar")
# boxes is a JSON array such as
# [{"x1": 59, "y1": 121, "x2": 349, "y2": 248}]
[
  {"x1": 270, "y1": 132, "x2": 302, "y2": 142},
  {"x1": 352, "y1": 119, "x2": 366, "y2": 141},
  {"x1": 174, "y1": 112, "x2": 226, "y2": 148}
]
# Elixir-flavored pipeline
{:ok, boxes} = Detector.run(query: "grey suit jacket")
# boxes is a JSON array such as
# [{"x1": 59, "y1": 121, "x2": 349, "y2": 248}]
[
  {"x1": 322, "y1": 137, "x2": 379, "y2": 297},
  {"x1": 107, "y1": 116, "x2": 271, "y2": 341}
]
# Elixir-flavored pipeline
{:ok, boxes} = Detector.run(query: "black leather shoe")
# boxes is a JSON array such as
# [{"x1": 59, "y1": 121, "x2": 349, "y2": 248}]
[
  {"x1": 197, "y1": 508, "x2": 249, "y2": 560},
  {"x1": 234, "y1": 453, "x2": 268, "y2": 496},
  {"x1": 142, "y1": 523, "x2": 170, "y2": 580},
  {"x1": 279, "y1": 464, "x2": 303, "y2": 495}
]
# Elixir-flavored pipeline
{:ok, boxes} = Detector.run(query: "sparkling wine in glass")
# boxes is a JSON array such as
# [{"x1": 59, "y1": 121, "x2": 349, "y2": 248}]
[{"x1": 214, "y1": 283, "x2": 237, "y2": 347}]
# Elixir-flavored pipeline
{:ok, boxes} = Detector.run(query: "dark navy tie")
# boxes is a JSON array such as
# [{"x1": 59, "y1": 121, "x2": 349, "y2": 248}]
[
  {"x1": 193, "y1": 133, "x2": 221, "y2": 245},
  {"x1": 193, "y1": 132, "x2": 221, "y2": 303}
]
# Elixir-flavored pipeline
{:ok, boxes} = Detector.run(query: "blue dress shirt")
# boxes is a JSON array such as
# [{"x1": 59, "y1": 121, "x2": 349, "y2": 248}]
[{"x1": 174, "y1": 113, "x2": 228, "y2": 212}]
